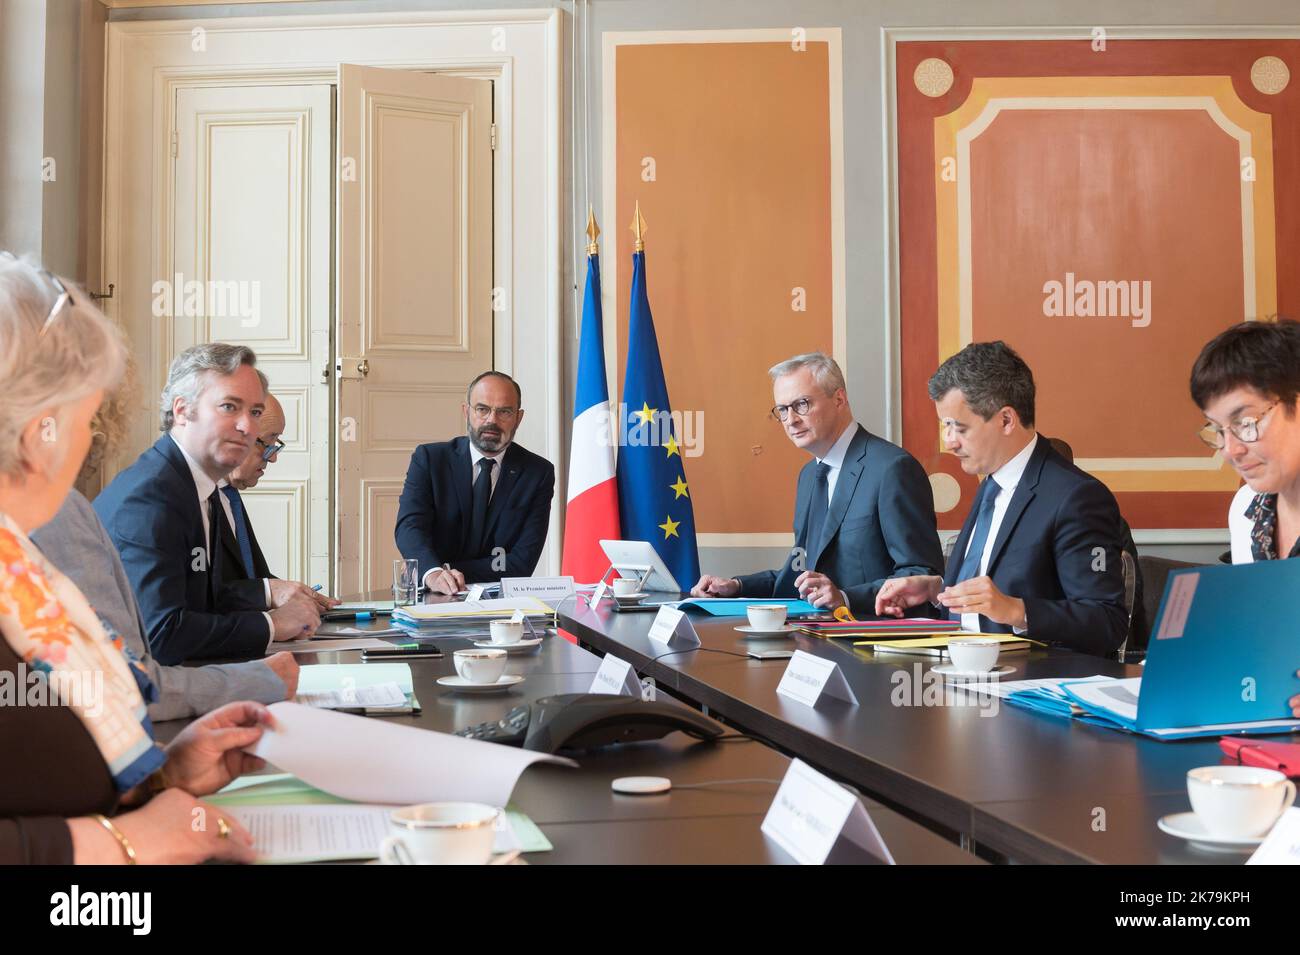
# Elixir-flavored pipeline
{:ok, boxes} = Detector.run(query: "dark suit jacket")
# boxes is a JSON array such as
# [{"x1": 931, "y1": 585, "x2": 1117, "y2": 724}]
[
  {"x1": 395, "y1": 437, "x2": 555, "y2": 583},
  {"x1": 943, "y1": 436, "x2": 1128, "y2": 657},
  {"x1": 735, "y1": 425, "x2": 944, "y2": 616},
  {"x1": 94, "y1": 435, "x2": 271, "y2": 665},
  {"x1": 218, "y1": 490, "x2": 274, "y2": 587}
]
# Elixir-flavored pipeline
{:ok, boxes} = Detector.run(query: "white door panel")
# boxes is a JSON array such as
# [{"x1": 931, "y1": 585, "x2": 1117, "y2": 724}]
[
  {"x1": 172, "y1": 84, "x2": 332, "y2": 588},
  {"x1": 336, "y1": 65, "x2": 494, "y2": 596}
]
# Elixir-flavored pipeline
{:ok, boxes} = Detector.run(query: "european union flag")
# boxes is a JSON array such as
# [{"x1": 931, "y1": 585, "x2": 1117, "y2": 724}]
[{"x1": 615, "y1": 243, "x2": 701, "y2": 591}]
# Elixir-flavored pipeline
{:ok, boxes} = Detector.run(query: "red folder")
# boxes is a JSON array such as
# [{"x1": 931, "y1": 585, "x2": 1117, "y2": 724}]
[{"x1": 1219, "y1": 737, "x2": 1300, "y2": 777}]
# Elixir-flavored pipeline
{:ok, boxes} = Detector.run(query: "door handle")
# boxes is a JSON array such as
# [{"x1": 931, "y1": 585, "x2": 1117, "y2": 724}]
[{"x1": 337, "y1": 358, "x2": 370, "y2": 380}]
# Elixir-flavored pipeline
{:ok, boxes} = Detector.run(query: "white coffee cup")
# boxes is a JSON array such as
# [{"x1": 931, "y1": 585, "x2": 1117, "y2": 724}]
[
  {"x1": 947, "y1": 637, "x2": 1001, "y2": 673},
  {"x1": 746, "y1": 604, "x2": 787, "y2": 631},
  {"x1": 1186, "y1": 765, "x2": 1296, "y2": 839},
  {"x1": 378, "y1": 802, "x2": 500, "y2": 865},
  {"x1": 612, "y1": 577, "x2": 641, "y2": 597},
  {"x1": 453, "y1": 648, "x2": 507, "y2": 684},
  {"x1": 489, "y1": 619, "x2": 525, "y2": 645}
]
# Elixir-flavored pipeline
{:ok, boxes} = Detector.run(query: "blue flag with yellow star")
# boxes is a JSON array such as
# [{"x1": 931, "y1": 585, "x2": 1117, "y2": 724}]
[{"x1": 615, "y1": 249, "x2": 701, "y2": 591}]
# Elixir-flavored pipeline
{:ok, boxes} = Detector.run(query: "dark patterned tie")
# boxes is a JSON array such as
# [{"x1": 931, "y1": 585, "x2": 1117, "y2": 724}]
[
  {"x1": 804, "y1": 462, "x2": 832, "y2": 560},
  {"x1": 468, "y1": 458, "x2": 496, "y2": 556}
]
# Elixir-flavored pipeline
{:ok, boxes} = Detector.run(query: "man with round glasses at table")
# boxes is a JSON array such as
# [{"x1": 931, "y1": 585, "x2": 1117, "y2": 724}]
[
  {"x1": 692, "y1": 352, "x2": 943, "y2": 616},
  {"x1": 1188, "y1": 319, "x2": 1300, "y2": 717}
]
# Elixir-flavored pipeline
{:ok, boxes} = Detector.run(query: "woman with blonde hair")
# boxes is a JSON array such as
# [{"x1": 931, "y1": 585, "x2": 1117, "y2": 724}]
[{"x1": 0, "y1": 252, "x2": 267, "y2": 863}]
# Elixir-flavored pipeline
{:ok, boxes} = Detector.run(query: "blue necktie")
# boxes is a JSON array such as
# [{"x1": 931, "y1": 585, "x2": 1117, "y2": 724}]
[
  {"x1": 220, "y1": 485, "x2": 256, "y2": 578},
  {"x1": 951, "y1": 478, "x2": 1000, "y2": 619},
  {"x1": 804, "y1": 462, "x2": 832, "y2": 560}
]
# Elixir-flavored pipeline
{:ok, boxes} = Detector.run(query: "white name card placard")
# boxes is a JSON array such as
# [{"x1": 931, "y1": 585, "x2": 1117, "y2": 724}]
[
  {"x1": 1248, "y1": 807, "x2": 1300, "y2": 865},
  {"x1": 464, "y1": 583, "x2": 485, "y2": 601},
  {"x1": 588, "y1": 580, "x2": 609, "y2": 607},
  {"x1": 646, "y1": 606, "x2": 700, "y2": 648},
  {"x1": 500, "y1": 576, "x2": 575, "y2": 605},
  {"x1": 776, "y1": 650, "x2": 858, "y2": 707},
  {"x1": 589, "y1": 654, "x2": 642, "y2": 697},
  {"x1": 761, "y1": 758, "x2": 894, "y2": 865}
]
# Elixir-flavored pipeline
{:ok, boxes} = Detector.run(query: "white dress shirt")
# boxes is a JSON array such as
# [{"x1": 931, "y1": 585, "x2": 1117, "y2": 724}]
[
  {"x1": 816, "y1": 422, "x2": 860, "y2": 505},
  {"x1": 169, "y1": 434, "x2": 274, "y2": 643},
  {"x1": 421, "y1": 443, "x2": 510, "y2": 590},
  {"x1": 1228, "y1": 483, "x2": 1257, "y2": 564},
  {"x1": 958, "y1": 433, "x2": 1038, "y2": 633}
]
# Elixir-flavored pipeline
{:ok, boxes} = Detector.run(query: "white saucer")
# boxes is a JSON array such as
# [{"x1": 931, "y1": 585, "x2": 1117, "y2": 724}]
[
  {"x1": 734, "y1": 624, "x2": 797, "y2": 636},
  {"x1": 473, "y1": 637, "x2": 543, "y2": 654},
  {"x1": 930, "y1": 663, "x2": 1015, "y2": 680},
  {"x1": 614, "y1": 593, "x2": 647, "y2": 604},
  {"x1": 437, "y1": 674, "x2": 525, "y2": 693},
  {"x1": 1156, "y1": 812, "x2": 1265, "y2": 852}
]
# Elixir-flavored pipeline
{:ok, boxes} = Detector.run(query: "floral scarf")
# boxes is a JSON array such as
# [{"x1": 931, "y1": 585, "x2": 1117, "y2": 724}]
[
  {"x1": 0, "y1": 510, "x2": 163, "y2": 792},
  {"x1": 1244, "y1": 492, "x2": 1300, "y2": 562}
]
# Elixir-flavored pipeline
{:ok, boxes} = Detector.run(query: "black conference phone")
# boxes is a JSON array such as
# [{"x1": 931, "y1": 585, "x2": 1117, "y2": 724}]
[{"x1": 454, "y1": 693, "x2": 725, "y2": 754}]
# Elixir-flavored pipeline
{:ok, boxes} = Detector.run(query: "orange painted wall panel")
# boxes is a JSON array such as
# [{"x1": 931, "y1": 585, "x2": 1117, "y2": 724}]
[{"x1": 613, "y1": 41, "x2": 834, "y2": 535}]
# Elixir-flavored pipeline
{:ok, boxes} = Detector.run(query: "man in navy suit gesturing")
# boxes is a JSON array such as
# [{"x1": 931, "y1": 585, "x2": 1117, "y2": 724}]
[
  {"x1": 875, "y1": 341, "x2": 1128, "y2": 657},
  {"x1": 396, "y1": 371, "x2": 555, "y2": 595}
]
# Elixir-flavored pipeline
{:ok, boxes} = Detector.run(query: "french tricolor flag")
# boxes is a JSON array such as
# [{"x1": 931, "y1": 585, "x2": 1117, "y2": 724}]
[{"x1": 561, "y1": 216, "x2": 620, "y2": 583}]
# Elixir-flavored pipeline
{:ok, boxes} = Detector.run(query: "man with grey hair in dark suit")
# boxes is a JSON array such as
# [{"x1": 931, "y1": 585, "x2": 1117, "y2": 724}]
[{"x1": 692, "y1": 352, "x2": 944, "y2": 616}]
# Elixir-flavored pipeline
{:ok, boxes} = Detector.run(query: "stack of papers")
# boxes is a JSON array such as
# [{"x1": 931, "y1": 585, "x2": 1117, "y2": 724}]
[
  {"x1": 799, "y1": 618, "x2": 963, "y2": 639},
  {"x1": 393, "y1": 596, "x2": 553, "y2": 635}
]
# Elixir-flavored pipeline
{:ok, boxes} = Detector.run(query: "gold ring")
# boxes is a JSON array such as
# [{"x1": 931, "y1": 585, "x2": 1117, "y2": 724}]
[{"x1": 217, "y1": 817, "x2": 231, "y2": 839}]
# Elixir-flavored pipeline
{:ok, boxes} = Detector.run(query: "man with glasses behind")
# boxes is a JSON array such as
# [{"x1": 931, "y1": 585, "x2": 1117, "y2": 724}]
[
  {"x1": 218, "y1": 386, "x2": 288, "y2": 586},
  {"x1": 396, "y1": 371, "x2": 555, "y2": 595},
  {"x1": 692, "y1": 352, "x2": 943, "y2": 616}
]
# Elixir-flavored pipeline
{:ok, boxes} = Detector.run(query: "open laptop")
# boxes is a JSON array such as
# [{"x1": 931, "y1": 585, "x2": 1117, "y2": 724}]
[{"x1": 1062, "y1": 558, "x2": 1300, "y2": 739}]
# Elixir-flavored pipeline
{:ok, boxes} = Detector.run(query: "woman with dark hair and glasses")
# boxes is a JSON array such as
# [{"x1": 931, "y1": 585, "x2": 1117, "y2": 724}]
[
  {"x1": 0, "y1": 253, "x2": 269, "y2": 863},
  {"x1": 1189, "y1": 318, "x2": 1300, "y2": 716}
]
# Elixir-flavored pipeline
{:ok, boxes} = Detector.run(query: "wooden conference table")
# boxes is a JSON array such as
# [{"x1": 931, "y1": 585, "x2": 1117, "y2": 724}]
[
  {"x1": 155, "y1": 605, "x2": 977, "y2": 865},
  {"x1": 557, "y1": 598, "x2": 1289, "y2": 865}
]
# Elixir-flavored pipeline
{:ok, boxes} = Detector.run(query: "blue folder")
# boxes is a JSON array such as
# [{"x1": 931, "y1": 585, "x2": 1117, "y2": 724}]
[
  {"x1": 674, "y1": 598, "x2": 821, "y2": 618},
  {"x1": 1058, "y1": 559, "x2": 1300, "y2": 740}
]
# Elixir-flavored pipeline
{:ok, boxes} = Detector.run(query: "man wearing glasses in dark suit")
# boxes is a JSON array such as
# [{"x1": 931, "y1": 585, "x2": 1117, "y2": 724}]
[{"x1": 217, "y1": 387, "x2": 287, "y2": 586}]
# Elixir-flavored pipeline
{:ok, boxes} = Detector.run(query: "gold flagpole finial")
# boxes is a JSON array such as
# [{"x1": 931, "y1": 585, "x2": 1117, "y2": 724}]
[
  {"x1": 585, "y1": 205, "x2": 601, "y2": 255},
  {"x1": 630, "y1": 200, "x2": 647, "y2": 252}
]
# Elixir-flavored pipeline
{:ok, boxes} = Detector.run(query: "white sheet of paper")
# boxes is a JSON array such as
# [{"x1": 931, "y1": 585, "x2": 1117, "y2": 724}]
[
  {"x1": 326, "y1": 626, "x2": 407, "y2": 637},
  {"x1": 229, "y1": 804, "x2": 392, "y2": 862},
  {"x1": 250, "y1": 701, "x2": 576, "y2": 806},
  {"x1": 1248, "y1": 807, "x2": 1300, "y2": 865},
  {"x1": 465, "y1": 583, "x2": 485, "y2": 601},
  {"x1": 953, "y1": 674, "x2": 1113, "y2": 700},
  {"x1": 295, "y1": 682, "x2": 407, "y2": 709},
  {"x1": 227, "y1": 803, "x2": 524, "y2": 863},
  {"x1": 276, "y1": 638, "x2": 394, "y2": 654}
]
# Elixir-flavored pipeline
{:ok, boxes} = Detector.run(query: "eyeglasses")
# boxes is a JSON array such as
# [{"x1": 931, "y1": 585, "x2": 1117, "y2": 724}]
[
  {"x1": 256, "y1": 437, "x2": 286, "y2": 461},
  {"x1": 771, "y1": 396, "x2": 815, "y2": 422},
  {"x1": 1197, "y1": 402, "x2": 1278, "y2": 449},
  {"x1": 0, "y1": 250, "x2": 73, "y2": 337},
  {"x1": 470, "y1": 404, "x2": 519, "y2": 421}
]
